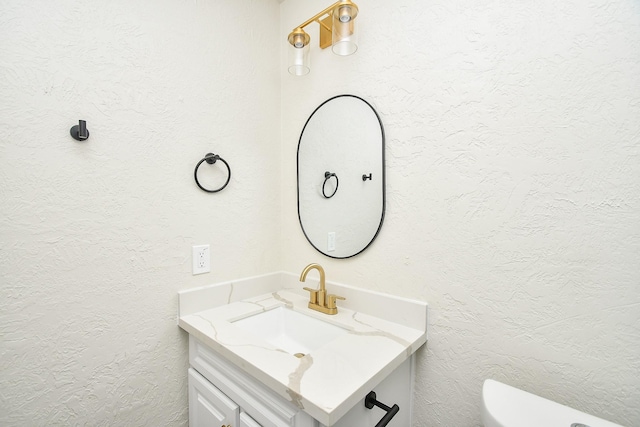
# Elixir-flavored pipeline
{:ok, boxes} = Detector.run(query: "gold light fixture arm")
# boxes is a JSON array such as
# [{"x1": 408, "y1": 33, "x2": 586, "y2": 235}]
[
  {"x1": 288, "y1": 0, "x2": 358, "y2": 50},
  {"x1": 296, "y1": 2, "x2": 340, "y2": 31}
]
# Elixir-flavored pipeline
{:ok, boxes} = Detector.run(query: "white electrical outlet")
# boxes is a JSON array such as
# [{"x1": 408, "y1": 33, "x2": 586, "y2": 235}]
[
  {"x1": 328, "y1": 232, "x2": 336, "y2": 252},
  {"x1": 192, "y1": 245, "x2": 210, "y2": 275}
]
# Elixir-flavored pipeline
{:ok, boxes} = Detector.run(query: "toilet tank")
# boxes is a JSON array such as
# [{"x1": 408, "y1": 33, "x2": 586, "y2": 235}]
[{"x1": 481, "y1": 379, "x2": 623, "y2": 427}]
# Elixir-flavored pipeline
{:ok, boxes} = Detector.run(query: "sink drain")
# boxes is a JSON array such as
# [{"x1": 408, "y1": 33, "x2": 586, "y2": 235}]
[
  {"x1": 294, "y1": 353, "x2": 306, "y2": 358},
  {"x1": 571, "y1": 424, "x2": 591, "y2": 427}
]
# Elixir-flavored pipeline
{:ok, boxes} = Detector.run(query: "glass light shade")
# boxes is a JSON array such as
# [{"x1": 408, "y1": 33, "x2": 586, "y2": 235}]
[
  {"x1": 288, "y1": 43, "x2": 310, "y2": 76},
  {"x1": 331, "y1": 4, "x2": 358, "y2": 56}
]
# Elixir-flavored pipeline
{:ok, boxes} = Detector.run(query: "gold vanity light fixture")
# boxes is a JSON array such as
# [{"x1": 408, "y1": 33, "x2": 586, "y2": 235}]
[{"x1": 287, "y1": 0, "x2": 359, "y2": 76}]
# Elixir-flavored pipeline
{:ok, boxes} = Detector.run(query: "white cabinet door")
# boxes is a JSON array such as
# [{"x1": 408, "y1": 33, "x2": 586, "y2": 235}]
[
  {"x1": 189, "y1": 368, "x2": 239, "y2": 427},
  {"x1": 240, "y1": 411, "x2": 263, "y2": 427}
]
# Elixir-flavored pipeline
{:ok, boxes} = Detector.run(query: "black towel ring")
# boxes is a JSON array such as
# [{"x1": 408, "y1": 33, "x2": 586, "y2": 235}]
[
  {"x1": 322, "y1": 171, "x2": 339, "y2": 199},
  {"x1": 194, "y1": 153, "x2": 231, "y2": 193}
]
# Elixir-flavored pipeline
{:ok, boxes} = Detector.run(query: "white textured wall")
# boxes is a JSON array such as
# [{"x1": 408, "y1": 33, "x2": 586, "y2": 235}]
[
  {"x1": 0, "y1": 0, "x2": 280, "y2": 425},
  {"x1": 281, "y1": 0, "x2": 640, "y2": 426},
  {"x1": 2, "y1": 0, "x2": 639, "y2": 426}
]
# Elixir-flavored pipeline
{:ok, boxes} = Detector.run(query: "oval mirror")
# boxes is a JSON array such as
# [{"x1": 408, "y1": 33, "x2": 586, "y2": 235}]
[{"x1": 297, "y1": 94, "x2": 385, "y2": 258}]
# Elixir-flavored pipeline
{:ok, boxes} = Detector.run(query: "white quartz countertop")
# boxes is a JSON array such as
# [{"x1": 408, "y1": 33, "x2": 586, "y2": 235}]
[{"x1": 178, "y1": 273, "x2": 427, "y2": 426}]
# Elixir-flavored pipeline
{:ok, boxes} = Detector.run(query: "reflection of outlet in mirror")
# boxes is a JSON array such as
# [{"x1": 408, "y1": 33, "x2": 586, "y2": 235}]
[
  {"x1": 192, "y1": 245, "x2": 210, "y2": 275},
  {"x1": 328, "y1": 232, "x2": 336, "y2": 252}
]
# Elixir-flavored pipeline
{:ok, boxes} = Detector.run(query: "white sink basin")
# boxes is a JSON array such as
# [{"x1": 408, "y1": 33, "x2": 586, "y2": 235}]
[{"x1": 232, "y1": 307, "x2": 348, "y2": 356}]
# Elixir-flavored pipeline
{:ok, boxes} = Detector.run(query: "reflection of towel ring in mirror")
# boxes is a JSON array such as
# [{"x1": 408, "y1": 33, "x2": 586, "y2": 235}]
[
  {"x1": 194, "y1": 153, "x2": 231, "y2": 193},
  {"x1": 322, "y1": 171, "x2": 339, "y2": 199}
]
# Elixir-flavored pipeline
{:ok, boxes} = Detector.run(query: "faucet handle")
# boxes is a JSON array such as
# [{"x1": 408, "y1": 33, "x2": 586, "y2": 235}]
[
  {"x1": 326, "y1": 294, "x2": 346, "y2": 310},
  {"x1": 303, "y1": 287, "x2": 319, "y2": 305}
]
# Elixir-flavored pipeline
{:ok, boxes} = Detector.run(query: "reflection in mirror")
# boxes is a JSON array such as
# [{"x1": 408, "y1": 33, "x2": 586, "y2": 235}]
[{"x1": 297, "y1": 95, "x2": 385, "y2": 258}]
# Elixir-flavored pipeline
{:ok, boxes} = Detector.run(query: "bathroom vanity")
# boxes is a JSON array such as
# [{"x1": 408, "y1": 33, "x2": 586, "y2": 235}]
[{"x1": 178, "y1": 272, "x2": 428, "y2": 427}]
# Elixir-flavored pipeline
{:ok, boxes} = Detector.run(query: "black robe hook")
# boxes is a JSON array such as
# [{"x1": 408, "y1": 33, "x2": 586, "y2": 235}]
[{"x1": 70, "y1": 120, "x2": 89, "y2": 141}]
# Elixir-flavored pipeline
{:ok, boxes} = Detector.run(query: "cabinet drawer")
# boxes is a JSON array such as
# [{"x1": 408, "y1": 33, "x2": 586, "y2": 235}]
[
  {"x1": 189, "y1": 336, "x2": 316, "y2": 427},
  {"x1": 188, "y1": 368, "x2": 239, "y2": 427}
]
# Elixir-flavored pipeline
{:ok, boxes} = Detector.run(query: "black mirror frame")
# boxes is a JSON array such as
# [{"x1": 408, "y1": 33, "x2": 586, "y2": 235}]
[{"x1": 296, "y1": 94, "x2": 386, "y2": 259}]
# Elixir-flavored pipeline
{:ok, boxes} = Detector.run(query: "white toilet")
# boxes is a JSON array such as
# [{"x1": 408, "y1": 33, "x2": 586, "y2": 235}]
[{"x1": 481, "y1": 379, "x2": 624, "y2": 427}]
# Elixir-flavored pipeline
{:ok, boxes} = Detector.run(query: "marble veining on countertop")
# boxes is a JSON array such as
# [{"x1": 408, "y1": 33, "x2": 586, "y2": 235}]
[{"x1": 179, "y1": 283, "x2": 427, "y2": 425}]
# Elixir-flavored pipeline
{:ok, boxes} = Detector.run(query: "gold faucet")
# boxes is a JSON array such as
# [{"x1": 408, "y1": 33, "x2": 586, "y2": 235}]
[{"x1": 299, "y1": 263, "x2": 345, "y2": 315}]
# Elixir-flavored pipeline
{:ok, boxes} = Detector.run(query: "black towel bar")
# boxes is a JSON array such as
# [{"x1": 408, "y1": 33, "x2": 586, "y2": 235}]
[{"x1": 364, "y1": 391, "x2": 399, "y2": 427}]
